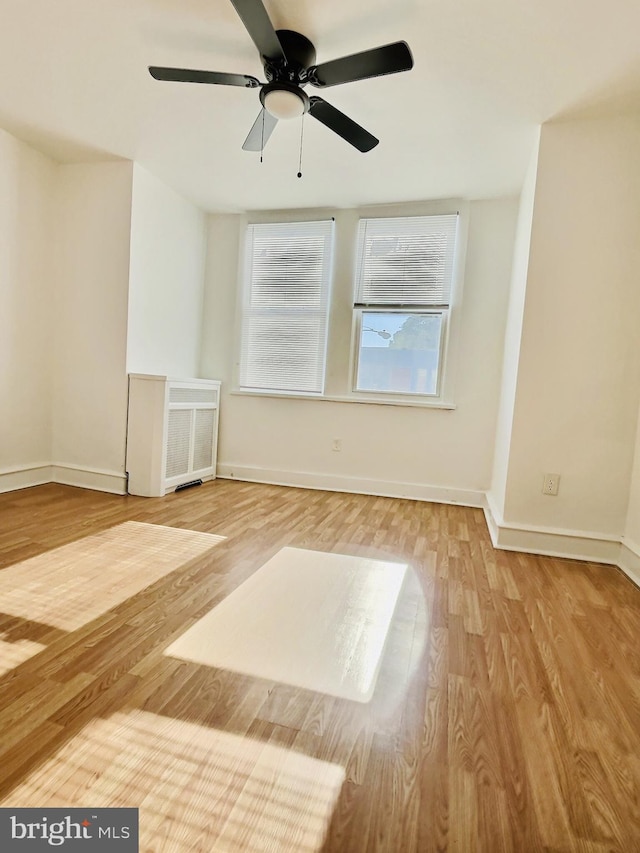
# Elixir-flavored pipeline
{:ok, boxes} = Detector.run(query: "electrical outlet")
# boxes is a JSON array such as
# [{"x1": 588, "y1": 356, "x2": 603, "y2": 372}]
[
  {"x1": 542, "y1": 473, "x2": 560, "y2": 496},
  {"x1": 332, "y1": 438, "x2": 342, "y2": 452}
]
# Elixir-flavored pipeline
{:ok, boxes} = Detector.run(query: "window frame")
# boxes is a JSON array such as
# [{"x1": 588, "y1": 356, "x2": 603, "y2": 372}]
[
  {"x1": 232, "y1": 201, "x2": 467, "y2": 409},
  {"x1": 347, "y1": 209, "x2": 463, "y2": 406},
  {"x1": 236, "y1": 218, "x2": 335, "y2": 397}
]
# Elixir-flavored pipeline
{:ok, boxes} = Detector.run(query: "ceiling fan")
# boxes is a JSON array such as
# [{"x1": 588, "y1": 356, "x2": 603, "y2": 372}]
[{"x1": 149, "y1": 0, "x2": 414, "y2": 154}]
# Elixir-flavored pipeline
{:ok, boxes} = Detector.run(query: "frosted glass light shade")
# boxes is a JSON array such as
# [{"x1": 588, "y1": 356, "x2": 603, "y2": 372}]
[{"x1": 263, "y1": 88, "x2": 306, "y2": 120}]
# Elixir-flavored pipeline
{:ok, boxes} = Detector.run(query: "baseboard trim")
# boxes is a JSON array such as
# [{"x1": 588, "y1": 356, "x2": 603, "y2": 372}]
[
  {"x1": 51, "y1": 464, "x2": 127, "y2": 495},
  {"x1": 2, "y1": 462, "x2": 639, "y2": 587},
  {"x1": 216, "y1": 464, "x2": 485, "y2": 508},
  {"x1": 483, "y1": 495, "x2": 621, "y2": 565},
  {"x1": 618, "y1": 538, "x2": 640, "y2": 587},
  {"x1": 0, "y1": 464, "x2": 54, "y2": 494}
]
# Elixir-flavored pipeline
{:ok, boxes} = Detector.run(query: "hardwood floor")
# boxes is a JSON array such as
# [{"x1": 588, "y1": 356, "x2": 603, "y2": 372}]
[{"x1": 0, "y1": 480, "x2": 638, "y2": 851}]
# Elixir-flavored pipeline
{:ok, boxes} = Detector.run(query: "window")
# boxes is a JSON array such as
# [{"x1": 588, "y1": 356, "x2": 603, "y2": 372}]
[
  {"x1": 238, "y1": 220, "x2": 334, "y2": 395},
  {"x1": 234, "y1": 206, "x2": 465, "y2": 407},
  {"x1": 353, "y1": 214, "x2": 459, "y2": 398}
]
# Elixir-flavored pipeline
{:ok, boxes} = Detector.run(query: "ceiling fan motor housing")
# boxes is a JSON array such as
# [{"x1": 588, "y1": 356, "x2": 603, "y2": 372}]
[{"x1": 264, "y1": 30, "x2": 317, "y2": 83}]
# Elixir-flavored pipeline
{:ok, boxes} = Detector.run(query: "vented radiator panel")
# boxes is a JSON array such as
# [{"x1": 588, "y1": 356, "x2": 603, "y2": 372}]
[
  {"x1": 193, "y1": 409, "x2": 215, "y2": 472},
  {"x1": 169, "y1": 387, "x2": 219, "y2": 405},
  {"x1": 126, "y1": 375, "x2": 221, "y2": 497},
  {"x1": 166, "y1": 409, "x2": 192, "y2": 478}
]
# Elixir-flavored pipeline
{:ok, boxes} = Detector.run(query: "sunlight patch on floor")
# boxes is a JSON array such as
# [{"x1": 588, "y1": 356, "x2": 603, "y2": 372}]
[
  {"x1": 0, "y1": 522, "x2": 225, "y2": 631},
  {"x1": 0, "y1": 635, "x2": 46, "y2": 676},
  {"x1": 166, "y1": 547, "x2": 407, "y2": 702},
  {"x1": 0, "y1": 709, "x2": 345, "y2": 853}
]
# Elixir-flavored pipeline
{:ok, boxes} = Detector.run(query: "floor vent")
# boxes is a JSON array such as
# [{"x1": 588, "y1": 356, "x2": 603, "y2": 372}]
[{"x1": 175, "y1": 479, "x2": 203, "y2": 492}]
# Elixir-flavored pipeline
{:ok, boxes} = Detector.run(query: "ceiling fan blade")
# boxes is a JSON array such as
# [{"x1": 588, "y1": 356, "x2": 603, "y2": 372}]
[
  {"x1": 229, "y1": 0, "x2": 285, "y2": 62},
  {"x1": 242, "y1": 109, "x2": 279, "y2": 151},
  {"x1": 308, "y1": 41, "x2": 413, "y2": 88},
  {"x1": 308, "y1": 97, "x2": 378, "y2": 153},
  {"x1": 149, "y1": 66, "x2": 260, "y2": 87}
]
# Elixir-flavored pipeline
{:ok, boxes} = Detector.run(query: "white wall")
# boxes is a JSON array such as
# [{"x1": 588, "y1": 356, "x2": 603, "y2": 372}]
[
  {"x1": 500, "y1": 114, "x2": 640, "y2": 539},
  {"x1": 0, "y1": 128, "x2": 55, "y2": 489},
  {"x1": 489, "y1": 132, "x2": 540, "y2": 518},
  {"x1": 0, "y1": 141, "x2": 206, "y2": 496},
  {"x1": 200, "y1": 198, "x2": 518, "y2": 502},
  {"x1": 127, "y1": 164, "x2": 206, "y2": 377},
  {"x1": 51, "y1": 161, "x2": 134, "y2": 493},
  {"x1": 622, "y1": 408, "x2": 640, "y2": 580}
]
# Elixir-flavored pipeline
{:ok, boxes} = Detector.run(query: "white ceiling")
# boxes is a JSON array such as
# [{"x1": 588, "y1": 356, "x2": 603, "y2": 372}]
[{"x1": 1, "y1": 0, "x2": 640, "y2": 212}]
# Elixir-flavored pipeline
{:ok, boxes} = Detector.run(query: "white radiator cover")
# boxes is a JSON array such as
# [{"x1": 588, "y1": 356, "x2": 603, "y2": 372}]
[{"x1": 126, "y1": 374, "x2": 221, "y2": 497}]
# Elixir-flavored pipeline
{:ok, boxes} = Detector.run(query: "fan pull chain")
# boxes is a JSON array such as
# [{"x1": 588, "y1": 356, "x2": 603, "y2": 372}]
[
  {"x1": 297, "y1": 113, "x2": 305, "y2": 178},
  {"x1": 260, "y1": 108, "x2": 265, "y2": 163}
]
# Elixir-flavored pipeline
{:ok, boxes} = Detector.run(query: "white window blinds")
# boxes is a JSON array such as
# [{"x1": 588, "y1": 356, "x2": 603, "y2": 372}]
[
  {"x1": 355, "y1": 214, "x2": 458, "y2": 306},
  {"x1": 239, "y1": 220, "x2": 334, "y2": 394}
]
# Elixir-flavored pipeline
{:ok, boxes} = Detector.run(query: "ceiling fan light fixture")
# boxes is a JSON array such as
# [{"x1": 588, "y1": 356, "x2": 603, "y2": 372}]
[{"x1": 261, "y1": 85, "x2": 309, "y2": 120}]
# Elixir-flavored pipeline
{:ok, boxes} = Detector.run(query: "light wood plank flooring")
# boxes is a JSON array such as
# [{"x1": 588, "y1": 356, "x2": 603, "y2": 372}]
[{"x1": 0, "y1": 480, "x2": 638, "y2": 851}]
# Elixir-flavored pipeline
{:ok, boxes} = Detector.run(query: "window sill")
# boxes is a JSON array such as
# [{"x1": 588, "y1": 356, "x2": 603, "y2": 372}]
[{"x1": 230, "y1": 388, "x2": 456, "y2": 410}]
